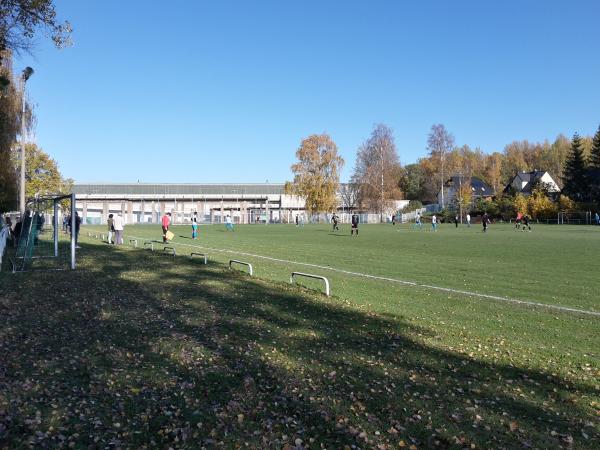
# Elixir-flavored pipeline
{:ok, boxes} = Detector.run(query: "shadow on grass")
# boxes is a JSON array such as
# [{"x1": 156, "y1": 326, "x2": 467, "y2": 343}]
[{"x1": 0, "y1": 242, "x2": 598, "y2": 448}]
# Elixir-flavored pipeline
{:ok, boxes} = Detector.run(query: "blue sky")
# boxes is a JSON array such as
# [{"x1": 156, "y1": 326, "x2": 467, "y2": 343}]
[{"x1": 16, "y1": 0, "x2": 600, "y2": 183}]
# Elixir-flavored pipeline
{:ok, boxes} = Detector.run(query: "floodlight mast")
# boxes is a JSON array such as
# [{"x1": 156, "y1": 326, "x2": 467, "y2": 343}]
[{"x1": 19, "y1": 66, "x2": 34, "y2": 217}]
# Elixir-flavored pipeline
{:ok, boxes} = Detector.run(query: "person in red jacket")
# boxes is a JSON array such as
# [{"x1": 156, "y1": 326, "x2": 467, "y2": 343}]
[{"x1": 161, "y1": 212, "x2": 171, "y2": 243}]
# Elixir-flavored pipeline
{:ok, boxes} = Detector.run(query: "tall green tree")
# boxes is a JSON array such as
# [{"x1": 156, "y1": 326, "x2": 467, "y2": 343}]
[
  {"x1": 589, "y1": 125, "x2": 600, "y2": 204},
  {"x1": 562, "y1": 133, "x2": 588, "y2": 202},
  {"x1": 399, "y1": 163, "x2": 426, "y2": 201},
  {"x1": 590, "y1": 124, "x2": 600, "y2": 170}
]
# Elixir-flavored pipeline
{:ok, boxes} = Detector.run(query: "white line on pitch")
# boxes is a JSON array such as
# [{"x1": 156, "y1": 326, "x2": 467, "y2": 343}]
[{"x1": 125, "y1": 234, "x2": 600, "y2": 318}]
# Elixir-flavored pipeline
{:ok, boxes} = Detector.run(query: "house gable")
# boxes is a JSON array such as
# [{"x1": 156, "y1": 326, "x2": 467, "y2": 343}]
[{"x1": 505, "y1": 171, "x2": 560, "y2": 194}]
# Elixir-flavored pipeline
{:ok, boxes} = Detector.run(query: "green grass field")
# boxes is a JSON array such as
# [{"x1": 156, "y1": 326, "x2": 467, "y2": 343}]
[
  {"x1": 1, "y1": 222, "x2": 599, "y2": 448},
  {"x1": 102, "y1": 221, "x2": 600, "y2": 312}
]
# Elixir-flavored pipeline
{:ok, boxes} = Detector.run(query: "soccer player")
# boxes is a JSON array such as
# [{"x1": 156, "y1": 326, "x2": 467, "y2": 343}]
[
  {"x1": 522, "y1": 215, "x2": 531, "y2": 232},
  {"x1": 482, "y1": 213, "x2": 489, "y2": 232},
  {"x1": 466, "y1": 213, "x2": 471, "y2": 227},
  {"x1": 351, "y1": 212, "x2": 359, "y2": 236},
  {"x1": 454, "y1": 215, "x2": 459, "y2": 228},
  {"x1": 515, "y1": 211, "x2": 523, "y2": 231},
  {"x1": 191, "y1": 212, "x2": 198, "y2": 239},
  {"x1": 431, "y1": 214, "x2": 437, "y2": 231},
  {"x1": 415, "y1": 212, "x2": 423, "y2": 229},
  {"x1": 225, "y1": 214, "x2": 234, "y2": 231},
  {"x1": 332, "y1": 213, "x2": 340, "y2": 231}
]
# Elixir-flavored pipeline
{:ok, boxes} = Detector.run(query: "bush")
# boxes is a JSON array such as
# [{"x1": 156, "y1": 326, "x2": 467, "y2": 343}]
[
  {"x1": 399, "y1": 200, "x2": 423, "y2": 213},
  {"x1": 495, "y1": 195, "x2": 516, "y2": 221}
]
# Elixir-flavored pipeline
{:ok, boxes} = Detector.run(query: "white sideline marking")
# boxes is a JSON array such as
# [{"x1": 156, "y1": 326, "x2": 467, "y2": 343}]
[{"x1": 124, "y1": 234, "x2": 600, "y2": 318}]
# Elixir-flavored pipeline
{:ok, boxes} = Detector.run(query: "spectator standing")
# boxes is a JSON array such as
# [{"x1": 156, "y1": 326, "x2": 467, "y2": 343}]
[
  {"x1": 107, "y1": 214, "x2": 114, "y2": 244},
  {"x1": 69, "y1": 212, "x2": 82, "y2": 248},
  {"x1": 161, "y1": 212, "x2": 171, "y2": 243},
  {"x1": 113, "y1": 213, "x2": 124, "y2": 245}
]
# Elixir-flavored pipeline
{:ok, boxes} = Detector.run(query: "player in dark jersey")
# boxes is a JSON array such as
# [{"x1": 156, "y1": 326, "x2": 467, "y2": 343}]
[
  {"x1": 331, "y1": 213, "x2": 340, "y2": 231},
  {"x1": 351, "y1": 212, "x2": 359, "y2": 236},
  {"x1": 522, "y1": 215, "x2": 531, "y2": 232}
]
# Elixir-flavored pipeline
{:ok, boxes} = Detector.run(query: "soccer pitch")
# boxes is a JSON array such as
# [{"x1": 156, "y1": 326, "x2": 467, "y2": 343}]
[
  {"x1": 92, "y1": 221, "x2": 600, "y2": 313},
  {"x1": 84, "y1": 221, "x2": 600, "y2": 365}
]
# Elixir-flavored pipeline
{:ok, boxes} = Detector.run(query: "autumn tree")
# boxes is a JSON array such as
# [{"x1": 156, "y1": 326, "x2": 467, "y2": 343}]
[
  {"x1": 557, "y1": 194, "x2": 575, "y2": 212},
  {"x1": 0, "y1": 48, "x2": 25, "y2": 212},
  {"x1": 562, "y1": 133, "x2": 588, "y2": 202},
  {"x1": 528, "y1": 187, "x2": 557, "y2": 220},
  {"x1": 15, "y1": 143, "x2": 72, "y2": 198},
  {"x1": 456, "y1": 179, "x2": 473, "y2": 219},
  {"x1": 288, "y1": 133, "x2": 344, "y2": 214},
  {"x1": 339, "y1": 182, "x2": 359, "y2": 211},
  {"x1": 542, "y1": 135, "x2": 571, "y2": 187},
  {"x1": 0, "y1": 2, "x2": 71, "y2": 212},
  {"x1": 426, "y1": 124, "x2": 454, "y2": 208},
  {"x1": 484, "y1": 152, "x2": 504, "y2": 195},
  {"x1": 514, "y1": 193, "x2": 529, "y2": 216},
  {"x1": 0, "y1": 0, "x2": 72, "y2": 53},
  {"x1": 351, "y1": 124, "x2": 402, "y2": 216}
]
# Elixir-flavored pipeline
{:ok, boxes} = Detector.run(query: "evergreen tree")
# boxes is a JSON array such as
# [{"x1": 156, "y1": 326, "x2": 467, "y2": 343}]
[
  {"x1": 562, "y1": 133, "x2": 588, "y2": 202},
  {"x1": 590, "y1": 124, "x2": 600, "y2": 169}
]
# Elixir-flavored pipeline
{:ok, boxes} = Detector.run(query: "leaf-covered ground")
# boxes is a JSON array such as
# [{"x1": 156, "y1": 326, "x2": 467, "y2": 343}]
[{"x1": 0, "y1": 241, "x2": 598, "y2": 448}]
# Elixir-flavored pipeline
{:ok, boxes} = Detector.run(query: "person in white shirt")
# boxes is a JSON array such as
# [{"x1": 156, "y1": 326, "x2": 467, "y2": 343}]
[
  {"x1": 415, "y1": 212, "x2": 422, "y2": 229},
  {"x1": 466, "y1": 213, "x2": 471, "y2": 227},
  {"x1": 225, "y1": 214, "x2": 234, "y2": 232},
  {"x1": 431, "y1": 214, "x2": 437, "y2": 231},
  {"x1": 113, "y1": 214, "x2": 124, "y2": 245}
]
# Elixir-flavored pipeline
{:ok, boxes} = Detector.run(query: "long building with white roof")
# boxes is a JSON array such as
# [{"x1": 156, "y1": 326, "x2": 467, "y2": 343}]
[{"x1": 73, "y1": 183, "x2": 305, "y2": 225}]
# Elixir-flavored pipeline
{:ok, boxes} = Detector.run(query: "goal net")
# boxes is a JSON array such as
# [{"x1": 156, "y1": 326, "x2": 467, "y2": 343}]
[
  {"x1": 2, "y1": 194, "x2": 78, "y2": 272},
  {"x1": 557, "y1": 211, "x2": 593, "y2": 225}
]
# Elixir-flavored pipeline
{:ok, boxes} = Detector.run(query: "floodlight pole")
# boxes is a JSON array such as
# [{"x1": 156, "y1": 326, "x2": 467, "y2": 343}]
[
  {"x1": 19, "y1": 67, "x2": 34, "y2": 217},
  {"x1": 70, "y1": 193, "x2": 76, "y2": 269},
  {"x1": 380, "y1": 144, "x2": 384, "y2": 223},
  {"x1": 459, "y1": 171, "x2": 463, "y2": 224},
  {"x1": 53, "y1": 199, "x2": 59, "y2": 257}
]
